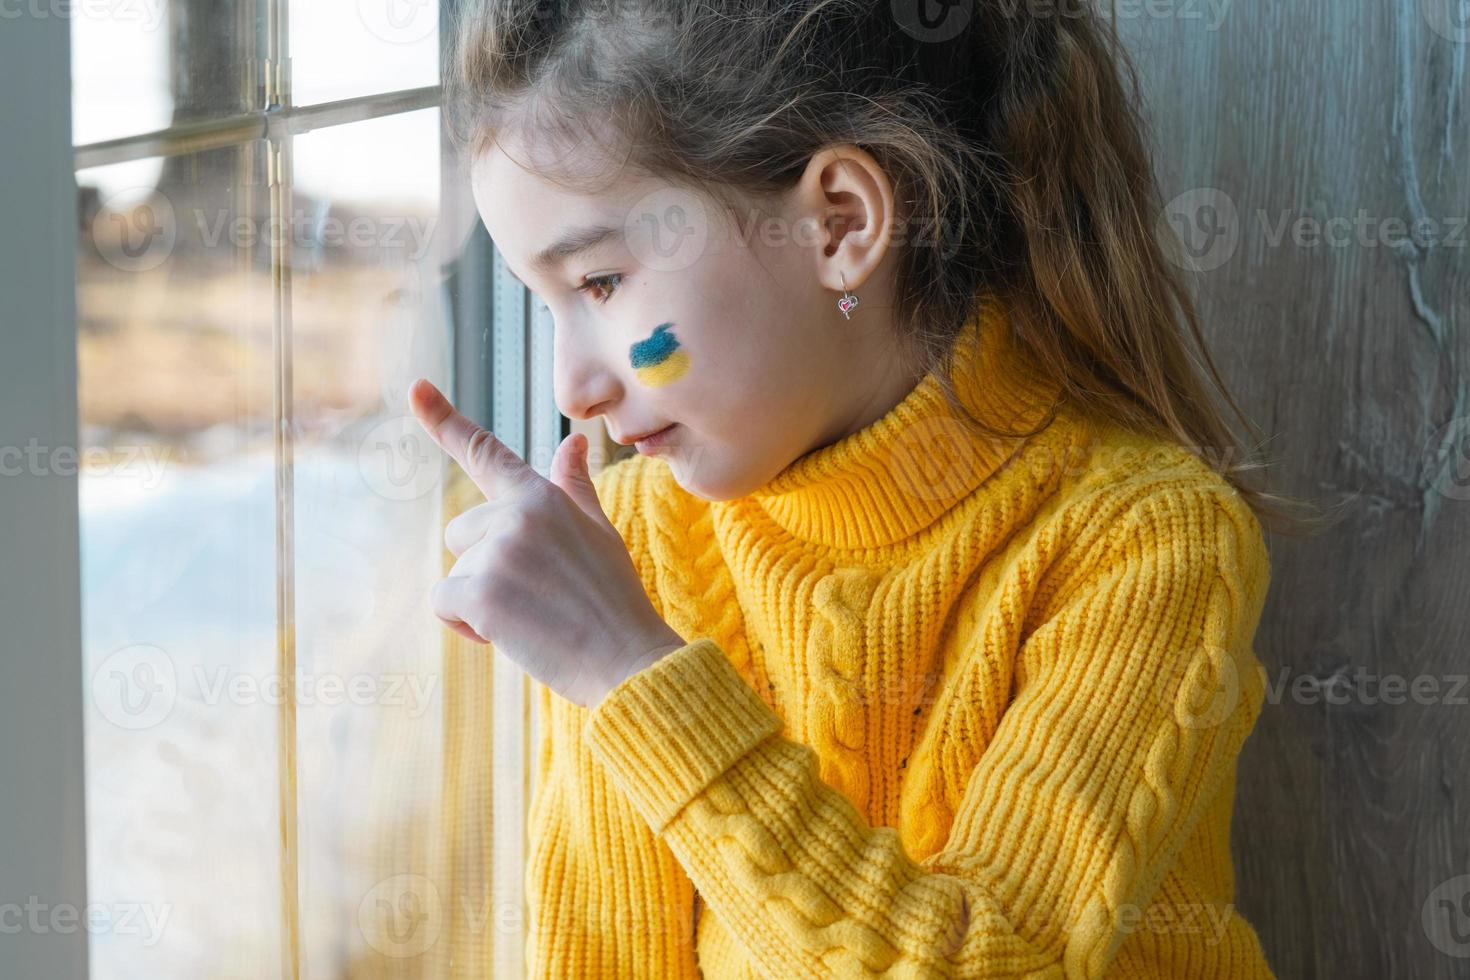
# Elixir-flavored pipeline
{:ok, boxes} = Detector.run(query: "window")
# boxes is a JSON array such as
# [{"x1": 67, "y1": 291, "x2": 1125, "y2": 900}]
[{"x1": 70, "y1": 2, "x2": 555, "y2": 975}]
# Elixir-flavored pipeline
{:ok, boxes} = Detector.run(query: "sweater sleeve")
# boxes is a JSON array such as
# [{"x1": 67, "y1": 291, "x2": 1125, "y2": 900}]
[
  {"x1": 581, "y1": 487, "x2": 1272, "y2": 978},
  {"x1": 522, "y1": 459, "x2": 701, "y2": 977}
]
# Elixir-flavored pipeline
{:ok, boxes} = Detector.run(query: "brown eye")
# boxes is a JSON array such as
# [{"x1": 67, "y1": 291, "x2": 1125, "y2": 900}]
[{"x1": 576, "y1": 272, "x2": 623, "y2": 304}]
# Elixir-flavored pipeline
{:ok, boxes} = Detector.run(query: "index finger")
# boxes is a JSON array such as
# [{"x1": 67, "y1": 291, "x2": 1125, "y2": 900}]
[{"x1": 408, "y1": 378, "x2": 535, "y2": 497}]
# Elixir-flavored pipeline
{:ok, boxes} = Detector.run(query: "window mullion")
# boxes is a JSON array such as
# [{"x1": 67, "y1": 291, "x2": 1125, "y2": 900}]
[
  {"x1": 488, "y1": 251, "x2": 531, "y2": 980},
  {"x1": 264, "y1": 0, "x2": 301, "y2": 975},
  {"x1": 74, "y1": 88, "x2": 440, "y2": 171}
]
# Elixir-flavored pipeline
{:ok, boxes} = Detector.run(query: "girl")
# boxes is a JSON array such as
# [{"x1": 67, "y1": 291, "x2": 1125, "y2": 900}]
[{"x1": 415, "y1": 0, "x2": 1314, "y2": 975}]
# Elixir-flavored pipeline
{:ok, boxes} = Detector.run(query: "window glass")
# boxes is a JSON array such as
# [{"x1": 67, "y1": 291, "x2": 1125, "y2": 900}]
[
  {"x1": 72, "y1": 5, "x2": 258, "y2": 145},
  {"x1": 289, "y1": 0, "x2": 439, "y2": 105},
  {"x1": 78, "y1": 147, "x2": 285, "y2": 977},
  {"x1": 288, "y1": 107, "x2": 453, "y2": 972}
]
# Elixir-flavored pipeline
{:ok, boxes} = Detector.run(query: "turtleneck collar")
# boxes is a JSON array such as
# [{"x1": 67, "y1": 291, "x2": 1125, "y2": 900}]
[{"x1": 739, "y1": 294, "x2": 1065, "y2": 550}]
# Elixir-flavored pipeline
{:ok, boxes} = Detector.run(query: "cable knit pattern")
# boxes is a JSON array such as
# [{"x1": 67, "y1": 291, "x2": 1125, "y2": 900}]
[
  {"x1": 507, "y1": 295, "x2": 1279, "y2": 978},
  {"x1": 807, "y1": 567, "x2": 880, "y2": 815}
]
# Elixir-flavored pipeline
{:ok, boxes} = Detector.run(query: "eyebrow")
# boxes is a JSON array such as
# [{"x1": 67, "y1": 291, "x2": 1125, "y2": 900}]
[{"x1": 516, "y1": 223, "x2": 626, "y2": 283}]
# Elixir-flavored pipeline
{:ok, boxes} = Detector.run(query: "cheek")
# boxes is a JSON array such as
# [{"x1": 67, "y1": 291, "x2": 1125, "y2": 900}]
[{"x1": 628, "y1": 321, "x2": 693, "y2": 389}]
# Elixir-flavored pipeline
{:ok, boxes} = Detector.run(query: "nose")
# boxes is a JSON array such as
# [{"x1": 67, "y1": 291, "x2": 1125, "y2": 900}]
[{"x1": 554, "y1": 329, "x2": 622, "y2": 422}]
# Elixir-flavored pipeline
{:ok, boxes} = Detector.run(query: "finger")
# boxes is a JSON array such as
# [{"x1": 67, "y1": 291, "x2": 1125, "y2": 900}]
[
  {"x1": 548, "y1": 431, "x2": 614, "y2": 528},
  {"x1": 431, "y1": 576, "x2": 490, "y2": 643},
  {"x1": 444, "y1": 498, "x2": 513, "y2": 557},
  {"x1": 408, "y1": 378, "x2": 537, "y2": 499},
  {"x1": 443, "y1": 618, "x2": 489, "y2": 644}
]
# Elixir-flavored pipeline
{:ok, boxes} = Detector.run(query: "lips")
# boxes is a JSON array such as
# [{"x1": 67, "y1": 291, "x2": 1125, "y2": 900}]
[
  {"x1": 615, "y1": 423, "x2": 676, "y2": 446},
  {"x1": 633, "y1": 424, "x2": 679, "y2": 453}
]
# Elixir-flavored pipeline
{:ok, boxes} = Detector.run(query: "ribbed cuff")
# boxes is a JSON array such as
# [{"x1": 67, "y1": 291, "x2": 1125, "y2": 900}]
[{"x1": 582, "y1": 637, "x2": 783, "y2": 834}]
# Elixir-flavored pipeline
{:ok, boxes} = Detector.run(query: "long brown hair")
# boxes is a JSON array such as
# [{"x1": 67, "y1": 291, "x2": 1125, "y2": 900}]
[{"x1": 447, "y1": 0, "x2": 1326, "y2": 536}]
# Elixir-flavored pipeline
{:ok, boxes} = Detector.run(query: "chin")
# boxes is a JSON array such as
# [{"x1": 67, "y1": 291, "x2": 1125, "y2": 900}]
[
  {"x1": 661, "y1": 458, "x2": 721, "y2": 501},
  {"x1": 660, "y1": 450, "x2": 770, "y2": 503}
]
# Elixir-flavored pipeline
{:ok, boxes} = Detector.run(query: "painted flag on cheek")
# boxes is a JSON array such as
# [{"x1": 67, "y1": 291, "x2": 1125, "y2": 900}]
[{"x1": 629, "y1": 322, "x2": 691, "y2": 388}]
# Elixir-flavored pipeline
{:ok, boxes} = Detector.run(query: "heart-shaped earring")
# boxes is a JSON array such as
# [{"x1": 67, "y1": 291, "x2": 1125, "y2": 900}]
[{"x1": 837, "y1": 272, "x2": 860, "y2": 319}]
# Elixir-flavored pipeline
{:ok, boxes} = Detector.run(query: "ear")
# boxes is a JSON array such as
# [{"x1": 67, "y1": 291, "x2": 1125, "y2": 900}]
[{"x1": 796, "y1": 143, "x2": 895, "y2": 297}]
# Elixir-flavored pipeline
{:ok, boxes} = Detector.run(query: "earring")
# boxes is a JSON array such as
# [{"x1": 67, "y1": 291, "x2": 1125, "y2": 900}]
[{"x1": 837, "y1": 272, "x2": 860, "y2": 319}]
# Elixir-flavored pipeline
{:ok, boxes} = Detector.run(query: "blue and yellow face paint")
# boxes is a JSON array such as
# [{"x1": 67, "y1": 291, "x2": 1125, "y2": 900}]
[{"x1": 628, "y1": 322, "x2": 691, "y2": 388}]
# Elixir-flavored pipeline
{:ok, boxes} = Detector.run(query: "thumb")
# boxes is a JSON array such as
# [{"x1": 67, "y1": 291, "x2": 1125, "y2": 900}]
[{"x1": 549, "y1": 431, "x2": 609, "y2": 525}]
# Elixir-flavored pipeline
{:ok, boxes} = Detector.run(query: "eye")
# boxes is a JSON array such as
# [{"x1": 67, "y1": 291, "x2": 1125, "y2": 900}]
[{"x1": 576, "y1": 272, "x2": 623, "y2": 305}]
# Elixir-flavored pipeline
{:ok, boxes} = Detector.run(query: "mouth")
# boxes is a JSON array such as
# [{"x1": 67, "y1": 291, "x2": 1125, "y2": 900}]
[
  {"x1": 614, "y1": 422, "x2": 676, "y2": 446},
  {"x1": 628, "y1": 423, "x2": 678, "y2": 453}
]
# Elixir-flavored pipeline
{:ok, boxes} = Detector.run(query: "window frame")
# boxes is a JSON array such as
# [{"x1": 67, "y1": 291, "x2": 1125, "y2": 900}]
[{"x1": 0, "y1": 8, "x2": 89, "y2": 978}]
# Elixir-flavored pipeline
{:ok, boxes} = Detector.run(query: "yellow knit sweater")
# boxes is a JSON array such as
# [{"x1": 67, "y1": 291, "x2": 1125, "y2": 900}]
[{"x1": 521, "y1": 298, "x2": 1277, "y2": 978}]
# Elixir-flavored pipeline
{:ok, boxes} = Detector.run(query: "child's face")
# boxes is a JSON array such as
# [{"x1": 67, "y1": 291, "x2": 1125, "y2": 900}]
[{"x1": 469, "y1": 135, "x2": 911, "y2": 501}]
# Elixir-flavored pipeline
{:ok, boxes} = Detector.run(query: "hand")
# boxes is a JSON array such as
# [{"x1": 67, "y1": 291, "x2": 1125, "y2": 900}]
[{"x1": 408, "y1": 378, "x2": 687, "y2": 708}]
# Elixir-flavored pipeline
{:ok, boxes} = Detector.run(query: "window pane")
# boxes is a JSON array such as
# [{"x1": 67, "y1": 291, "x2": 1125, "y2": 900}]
[
  {"x1": 77, "y1": 146, "x2": 285, "y2": 977},
  {"x1": 287, "y1": 107, "x2": 455, "y2": 974},
  {"x1": 289, "y1": 0, "x2": 438, "y2": 106},
  {"x1": 72, "y1": 3, "x2": 259, "y2": 146}
]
